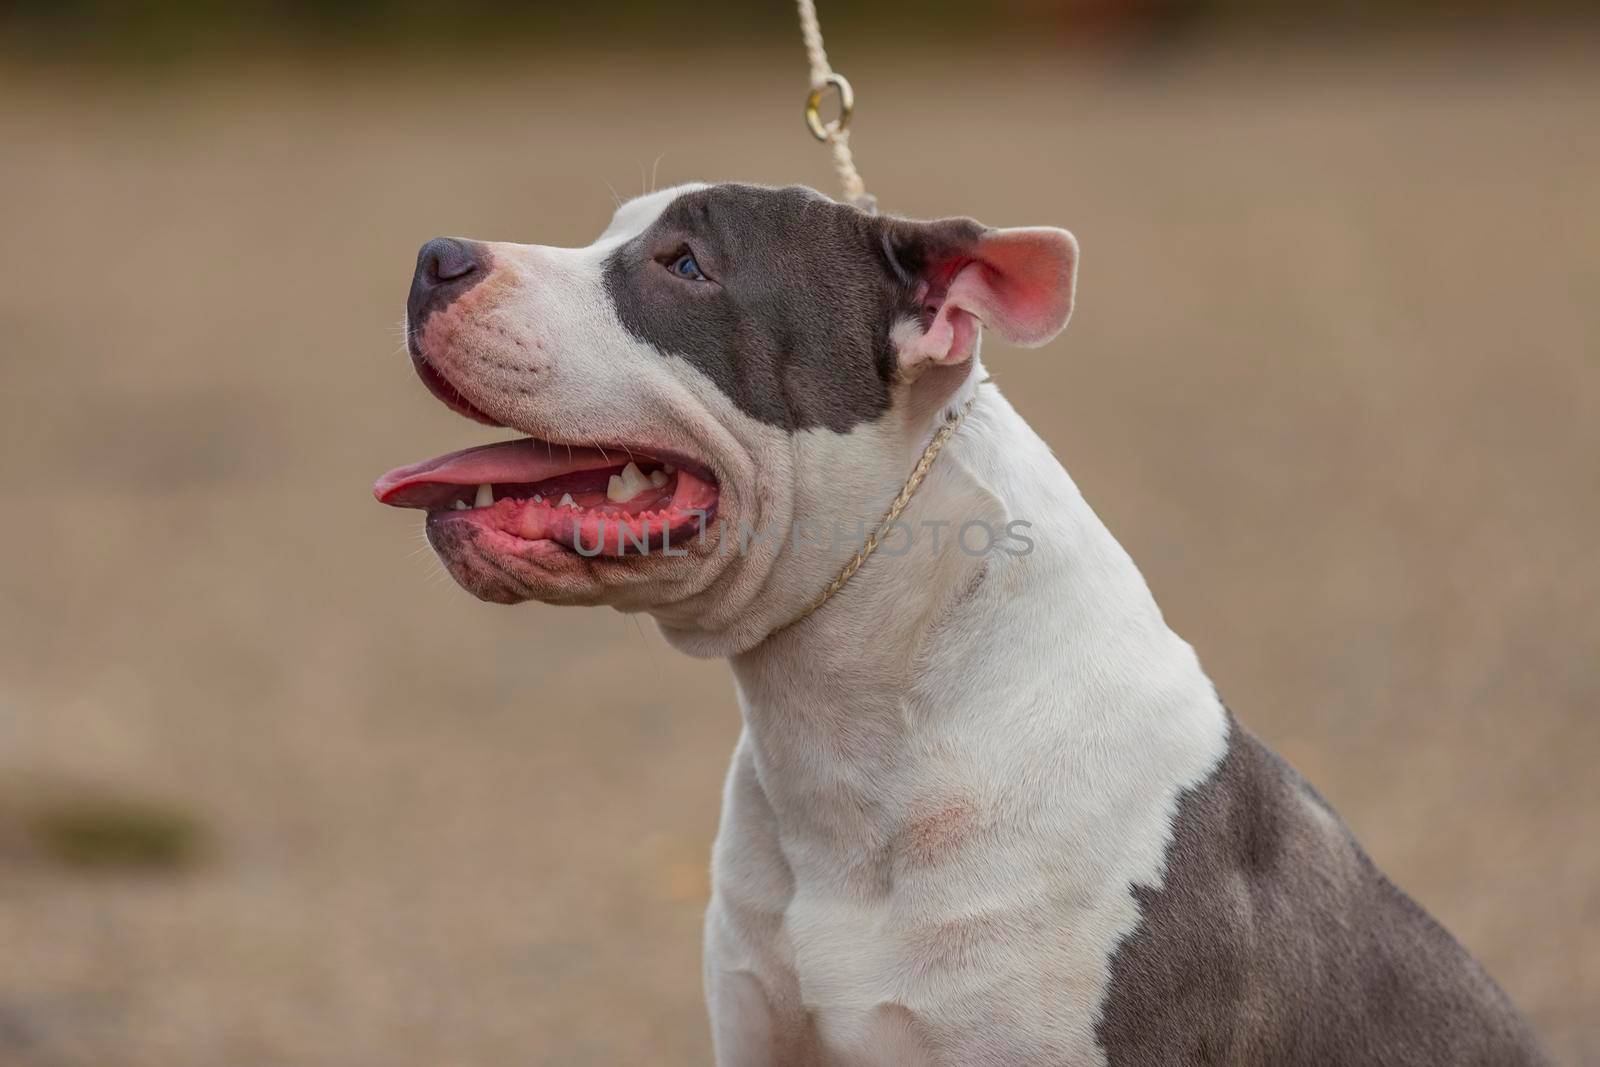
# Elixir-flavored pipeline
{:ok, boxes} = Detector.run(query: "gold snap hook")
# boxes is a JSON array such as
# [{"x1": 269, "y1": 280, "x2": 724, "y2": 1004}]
[{"x1": 804, "y1": 73, "x2": 854, "y2": 142}]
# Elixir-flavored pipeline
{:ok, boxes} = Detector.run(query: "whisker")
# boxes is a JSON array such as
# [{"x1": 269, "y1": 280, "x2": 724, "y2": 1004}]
[{"x1": 627, "y1": 615, "x2": 664, "y2": 674}]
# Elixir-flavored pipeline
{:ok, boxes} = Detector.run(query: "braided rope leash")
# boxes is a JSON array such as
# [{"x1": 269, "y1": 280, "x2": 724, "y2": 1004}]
[
  {"x1": 772, "y1": 386, "x2": 985, "y2": 636},
  {"x1": 796, "y1": 0, "x2": 874, "y2": 213}
]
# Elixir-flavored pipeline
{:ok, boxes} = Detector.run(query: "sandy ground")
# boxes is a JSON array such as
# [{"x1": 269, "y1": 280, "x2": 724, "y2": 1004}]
[{"x1": 0, "y1": 37, "x2": 1596, "y2": 1066}]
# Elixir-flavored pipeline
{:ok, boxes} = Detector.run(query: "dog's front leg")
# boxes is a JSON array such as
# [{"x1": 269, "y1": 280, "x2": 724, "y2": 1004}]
[
  {"x1": 704, "y1": 740, "x2": 823, "y2": 1064},
  {"x1": 704, "y1": 909, "x2": 821, "y2": 1066}
]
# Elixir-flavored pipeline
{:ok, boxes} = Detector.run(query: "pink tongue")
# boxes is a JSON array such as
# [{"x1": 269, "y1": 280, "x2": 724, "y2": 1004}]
[{"x1": 374, "y1": 438, "x2": 613, "y2": 508}]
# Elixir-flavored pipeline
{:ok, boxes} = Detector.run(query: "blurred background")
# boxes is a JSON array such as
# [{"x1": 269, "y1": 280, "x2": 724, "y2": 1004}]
[{"x1": 0, "y1": 2, "x2": 1596, "y2": 1064}]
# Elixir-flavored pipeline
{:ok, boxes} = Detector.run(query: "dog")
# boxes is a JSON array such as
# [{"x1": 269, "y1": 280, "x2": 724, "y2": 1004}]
[{"x1": 375, "y1": 183, "x2": 1551, "y2": 1065}]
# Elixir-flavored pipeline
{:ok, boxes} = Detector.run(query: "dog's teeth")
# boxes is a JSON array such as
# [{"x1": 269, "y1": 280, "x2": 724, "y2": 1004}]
[
  {"x1": 532, "y1": 494, "x2": 543, "y2": 503},
  {"x1": 559, "y1": 492, "x2": 577, "y2": 509},
  {"x1": 662, "y1": 463, "x2": 676, "y2": 474},
  {"x1": 648, "y1": 470, "x2": 668, "y2": 487},
  {"x1": 474, "y1": 483, "x2": 494, "y2": 508},
  {"x1": 607, "y1": 462, "x2": 652, "y2": 502},
  {"x1": 452, "y1": 500, "x2": 470, "y2": 511}
]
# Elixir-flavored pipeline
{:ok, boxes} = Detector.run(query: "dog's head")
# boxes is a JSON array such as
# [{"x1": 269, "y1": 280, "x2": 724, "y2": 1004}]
[{"x1": 375, "y1": 183, "x2": 1077, "y2": 652}]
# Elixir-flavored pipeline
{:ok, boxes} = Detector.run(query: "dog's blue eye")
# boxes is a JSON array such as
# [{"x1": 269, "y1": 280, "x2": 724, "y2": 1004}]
[{"x1": 670, "y1": 253, "x2": 706, "y2": 281}]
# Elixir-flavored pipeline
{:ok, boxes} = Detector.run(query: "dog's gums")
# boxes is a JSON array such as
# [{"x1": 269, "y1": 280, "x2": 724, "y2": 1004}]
[{"x1": 374, "y1": 439, "x2": 719, "y2": 557}]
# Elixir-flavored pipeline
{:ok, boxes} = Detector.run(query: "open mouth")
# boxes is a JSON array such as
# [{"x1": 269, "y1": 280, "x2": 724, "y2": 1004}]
[{"x1": 375, "y1": 438, "x2": 720, "y2": 557}]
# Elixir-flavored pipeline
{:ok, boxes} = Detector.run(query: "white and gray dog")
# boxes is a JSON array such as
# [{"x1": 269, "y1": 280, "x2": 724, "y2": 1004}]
[{"x1": 375, "y1": 183, "x2": 1550, "y2": 1065}]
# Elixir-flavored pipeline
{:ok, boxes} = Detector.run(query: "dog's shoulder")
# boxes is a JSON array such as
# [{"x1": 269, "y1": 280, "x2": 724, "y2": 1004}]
[{"x1": 1094, "y1": 713, "x2": 1551, "y2": 1067}]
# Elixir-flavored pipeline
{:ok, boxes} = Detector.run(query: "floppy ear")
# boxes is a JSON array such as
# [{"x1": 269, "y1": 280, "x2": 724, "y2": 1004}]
[{"x1": 885, "y1": 218, "x2": 1079, "y2": 371}]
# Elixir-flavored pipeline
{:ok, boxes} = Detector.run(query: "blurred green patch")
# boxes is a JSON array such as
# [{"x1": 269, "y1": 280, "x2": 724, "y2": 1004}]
[{"x1": 24, "y1": 795, "x2": 204, "y2": 873}]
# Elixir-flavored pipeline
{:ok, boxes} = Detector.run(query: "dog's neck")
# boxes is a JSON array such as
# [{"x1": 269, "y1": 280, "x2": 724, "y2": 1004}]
[{"x1": 724, "y1": 382, "x2": 1226, "y2": 882}]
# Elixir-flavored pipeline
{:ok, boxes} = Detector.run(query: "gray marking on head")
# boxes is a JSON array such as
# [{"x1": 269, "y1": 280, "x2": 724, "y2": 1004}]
[
  {"x1": 600, "y1": 183, "x2": 983, "y2": 432},
  {"x1": 1095, "y1": 713, "x2": 1552, "y2": 1066}
]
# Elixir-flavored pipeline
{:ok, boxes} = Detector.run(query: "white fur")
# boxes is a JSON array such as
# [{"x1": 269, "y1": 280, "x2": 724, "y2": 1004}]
[
  {"x1": 412, "y1": 189, "x2": 1231, "y2": 1064},
  {"x1": 702, "y1": 385, "x2": 1229, "y2": 1064}
]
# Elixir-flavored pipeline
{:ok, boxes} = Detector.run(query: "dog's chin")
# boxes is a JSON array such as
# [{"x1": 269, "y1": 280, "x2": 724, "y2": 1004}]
[
  {"x1": 423, "y1": 508, "x2": 723, "y2": 608},
  {"x1": 426, "y1": 518, "x2": 590, "y2": 605}
]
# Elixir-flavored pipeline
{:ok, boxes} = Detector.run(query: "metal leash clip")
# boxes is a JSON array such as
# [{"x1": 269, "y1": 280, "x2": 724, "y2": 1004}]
[{"x1": 804, "y1": 72, "x2": 854, "y2": 142}]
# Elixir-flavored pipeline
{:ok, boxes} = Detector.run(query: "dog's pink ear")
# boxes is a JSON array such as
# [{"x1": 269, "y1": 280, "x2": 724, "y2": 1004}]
[{"x1": 891, "y1": 222, "x2": 1079, "y2": 371}]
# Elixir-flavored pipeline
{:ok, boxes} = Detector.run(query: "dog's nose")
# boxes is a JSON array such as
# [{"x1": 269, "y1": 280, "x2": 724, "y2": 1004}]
[
  {"x1": 419, "y1": 237, "x2": 482, "y2": 284},
  {"x1": 407, "y1": 237, "x2": 490, "y2": 334}
]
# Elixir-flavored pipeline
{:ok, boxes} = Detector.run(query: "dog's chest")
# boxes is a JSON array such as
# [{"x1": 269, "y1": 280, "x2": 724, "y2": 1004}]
[
  {"x1": 778, "y1": 871, "x2": 1125, "y2": 1066},
  {"x1": 782, "y1": 888, "x2": 949, "y2": 1063},
  {"x1": 712, "y1": 665, "x2": 1233, "y2": 1065},
  {"x1": 713, "y1": 541, "x2": 1235, "y2": 1064},
  {"x1": 710, "y1": 744, "x2": 1196, "y2": 1067}
]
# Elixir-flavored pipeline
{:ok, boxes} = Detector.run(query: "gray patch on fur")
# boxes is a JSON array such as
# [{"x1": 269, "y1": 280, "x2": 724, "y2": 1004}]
[
  {"x1": 1096, "y1": 713, "x2": 1551, "y2": 1066},
  {"x1": 601, "y1": 183, "x2": 982, "y2": 431}
]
